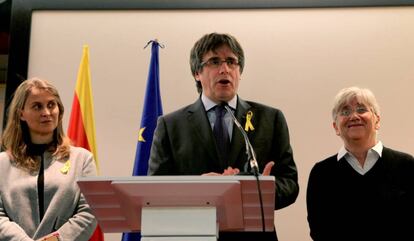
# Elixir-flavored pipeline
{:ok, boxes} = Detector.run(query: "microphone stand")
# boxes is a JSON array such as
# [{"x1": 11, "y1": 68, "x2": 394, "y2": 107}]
[
  {"x1": 223, "y1": 104, "x2": 266, "y2": 232},
  {"x1": 223, "y1": 105, "x2": 259, "y2": 176}
]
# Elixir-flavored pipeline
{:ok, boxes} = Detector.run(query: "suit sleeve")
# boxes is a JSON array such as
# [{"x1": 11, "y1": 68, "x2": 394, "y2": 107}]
[
  {"x1": 271, "y1": 110, "x2": 299, "y2": 210},
  {"x1": 0, "y1": 152, "x2": 34, "y2": 241},
  {"x1": 148, "y1": 116, "x2": 175, "y2": 175},
  {"x1": 0, "y1": 197, "x2": 34, "y2": 241},
  {"x1": 306, "y1": 164, "x2": 325, "y2": 241},
  {"x1": 306, "y1": 160, "x2": 342, "y2": 241}
]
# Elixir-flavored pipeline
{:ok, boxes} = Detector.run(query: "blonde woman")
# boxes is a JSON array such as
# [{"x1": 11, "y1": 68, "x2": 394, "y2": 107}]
[{"x1": 0, "y1": 78, "x2": 97, "y2": 241}]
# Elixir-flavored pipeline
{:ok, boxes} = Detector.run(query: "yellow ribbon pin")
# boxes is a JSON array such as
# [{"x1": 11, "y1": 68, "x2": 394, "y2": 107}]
[
  {"x1": 138, "y1": 127, "x2": 146, "y2": 142},
  {"x1": 60, "y1": 160, "x2": 71, "y2": 174},
  {"x1": 244, "y1": 111, "x2": 255, "y2": 132}
]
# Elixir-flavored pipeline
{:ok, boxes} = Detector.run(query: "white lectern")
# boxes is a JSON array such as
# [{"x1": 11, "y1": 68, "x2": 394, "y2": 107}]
[{"x1": 77, "y1": 176, "x2": 275, "y2": 241}]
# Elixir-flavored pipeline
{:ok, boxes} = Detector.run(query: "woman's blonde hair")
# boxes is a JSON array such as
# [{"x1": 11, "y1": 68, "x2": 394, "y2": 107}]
[{"x1": 1, "y1": 77, "x2": 71, "y2": 172}]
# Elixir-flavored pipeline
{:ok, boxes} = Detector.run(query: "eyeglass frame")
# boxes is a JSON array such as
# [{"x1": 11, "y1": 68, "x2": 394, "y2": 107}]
[
  {"x1": 338, "y1": 105, "x2": 371, "y2": 117},
  {"x1": 200, "y1": 57, "x2": 240, "y2": 69}
]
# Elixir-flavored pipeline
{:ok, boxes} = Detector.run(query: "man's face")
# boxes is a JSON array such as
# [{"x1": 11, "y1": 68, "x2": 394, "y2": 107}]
[{"x1": 195, "y1": 45, "x2": 241, "y2": 103}]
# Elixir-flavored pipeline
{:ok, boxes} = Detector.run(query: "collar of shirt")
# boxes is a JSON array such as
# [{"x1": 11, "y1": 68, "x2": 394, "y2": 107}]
[
  {"x1": 201, "y1": 94, "x2": 237, "y2": 111},
  {"x1": 337, "y1": 141, "x2": 383, "y2": 175}
]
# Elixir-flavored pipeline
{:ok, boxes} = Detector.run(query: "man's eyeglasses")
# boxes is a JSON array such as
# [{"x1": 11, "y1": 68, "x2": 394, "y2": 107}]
[
  {"x1": 200, "y1": 57, "x2": 240, "y2": 69},
  {"x1": 339, "y1": 105, "x2": 370, "y2": 117}
]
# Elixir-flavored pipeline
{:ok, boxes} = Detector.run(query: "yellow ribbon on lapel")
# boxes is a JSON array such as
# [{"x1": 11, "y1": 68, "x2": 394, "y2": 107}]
[
  {"x1": 60, "y1": 160, "x2": 71, "y2": 174},
  {"x1": 244, "y1": 111, "x2": 255, "y2": 132}
]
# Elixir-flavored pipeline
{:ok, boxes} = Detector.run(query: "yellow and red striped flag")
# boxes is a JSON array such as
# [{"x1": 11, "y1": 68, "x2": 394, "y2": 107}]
[{"x1": 68, "y1": 45, "x2": 104, "y2": 241}]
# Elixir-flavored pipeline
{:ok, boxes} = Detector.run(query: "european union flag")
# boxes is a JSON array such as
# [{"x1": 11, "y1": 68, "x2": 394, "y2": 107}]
[{"x1": 121, "y1": 40, "x2": 163, "y2": 241}]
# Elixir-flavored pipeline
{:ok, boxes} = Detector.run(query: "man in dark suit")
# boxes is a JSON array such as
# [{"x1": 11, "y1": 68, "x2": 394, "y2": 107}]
[{"x1": 148, "y1": 32, "x2": 299, "y2": 241}]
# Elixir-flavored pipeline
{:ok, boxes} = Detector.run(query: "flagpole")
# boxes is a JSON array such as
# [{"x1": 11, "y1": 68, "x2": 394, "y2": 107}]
[{"x1": 121, "y1": 40, "x2": 163, "y2": 241}]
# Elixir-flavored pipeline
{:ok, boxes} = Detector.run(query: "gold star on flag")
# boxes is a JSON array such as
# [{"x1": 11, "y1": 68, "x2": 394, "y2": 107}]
[{"x1": 138, "y1": 127, "x2": 146, "y2": 142}]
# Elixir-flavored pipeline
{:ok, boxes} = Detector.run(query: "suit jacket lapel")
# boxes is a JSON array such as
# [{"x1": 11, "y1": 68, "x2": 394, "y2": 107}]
[
  {"x1": 187, "y1": 98, "x2": 221, "y2": 168},
  {"x1": 228, "y1": 97, "x2": 252, "y2": 167}
]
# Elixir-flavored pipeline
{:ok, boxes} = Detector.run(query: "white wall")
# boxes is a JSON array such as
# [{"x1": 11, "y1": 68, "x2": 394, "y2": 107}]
[{"x1": 25, "y1": 7, "x2": 414, "y2": 241}]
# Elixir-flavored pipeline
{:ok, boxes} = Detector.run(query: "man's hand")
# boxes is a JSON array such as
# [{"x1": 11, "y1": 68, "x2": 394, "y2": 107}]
[
  {"x1": 201, "y1": 162, "x2": 275, "y2": 176},
  {"x1": 222, "y1": 166, "x2": 240, "y2": 175},
  {"x1": 262, "y1": 161, "x2": 275, "y2": 176},
  {"x1": 202, "y1": 166, "x2": 240, "y2": 176}
]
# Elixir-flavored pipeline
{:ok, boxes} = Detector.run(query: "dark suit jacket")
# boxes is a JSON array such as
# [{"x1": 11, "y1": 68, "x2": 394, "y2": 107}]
[{"x1": 149, "y1": 96, "x2": 299, "y2": 241}]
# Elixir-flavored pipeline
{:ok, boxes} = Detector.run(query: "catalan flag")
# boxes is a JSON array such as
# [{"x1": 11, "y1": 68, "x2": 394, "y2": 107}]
[
  {"x1": 68, "y1": 45, "x2": 104, "y2": 241},
  {"x1": 121, "y1": 40, "x2": 163, "y2": 241}
]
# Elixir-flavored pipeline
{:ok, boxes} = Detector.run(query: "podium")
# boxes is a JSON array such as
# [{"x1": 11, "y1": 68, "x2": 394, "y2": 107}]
[{"x1": 77, "y1": 176, "x2": 275, "y2": 241}]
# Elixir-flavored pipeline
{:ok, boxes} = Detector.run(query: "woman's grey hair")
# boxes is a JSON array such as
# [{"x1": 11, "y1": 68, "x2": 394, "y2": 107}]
[{"x1": 332, "y1": 86, "x2": 380, "y2": 121}]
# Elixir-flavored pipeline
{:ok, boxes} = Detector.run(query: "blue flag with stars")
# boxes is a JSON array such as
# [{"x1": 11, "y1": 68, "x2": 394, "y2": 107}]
[{"x1": 121, "y1": 40, "x2": 163, "y2": 241}]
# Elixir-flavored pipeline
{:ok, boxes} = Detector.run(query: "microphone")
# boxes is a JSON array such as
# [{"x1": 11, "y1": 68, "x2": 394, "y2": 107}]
[{"x1": 223, "y1": 103, "x2": 260, "y2": 176}]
